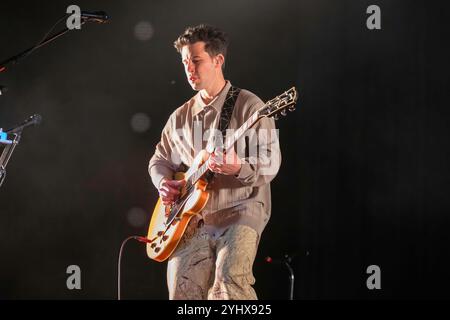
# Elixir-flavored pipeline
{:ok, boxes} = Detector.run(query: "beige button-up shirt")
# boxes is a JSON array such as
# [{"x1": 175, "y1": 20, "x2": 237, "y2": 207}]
[{"x1": 149, "y1": 81, "x2": 281, "y2": 238}]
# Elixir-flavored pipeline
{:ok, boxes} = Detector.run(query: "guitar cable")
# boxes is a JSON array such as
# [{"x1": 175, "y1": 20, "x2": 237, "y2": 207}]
[
  {"x1": 117, "y1": 193, "x2": 187, "y2": 299},
  {"x1": 117, "y1": 235, "x2": 153, "y2": 300}
]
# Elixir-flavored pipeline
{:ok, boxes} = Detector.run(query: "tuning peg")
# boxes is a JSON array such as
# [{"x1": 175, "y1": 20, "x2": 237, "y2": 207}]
[
  {"x1": 281, "y1": 109, "x2": 287, "y2": 116},
  {"x1": 273, "y1": 114, "x2": 279, "y2": 120},
  {"x1": 288, "y1": 106, "x2": 296, "y2": 112}
]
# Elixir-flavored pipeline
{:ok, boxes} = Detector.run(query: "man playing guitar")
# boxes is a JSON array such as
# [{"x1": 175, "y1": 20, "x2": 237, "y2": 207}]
[{"x1": 148, "y1": 24, "x2": 282, "y2": 300}]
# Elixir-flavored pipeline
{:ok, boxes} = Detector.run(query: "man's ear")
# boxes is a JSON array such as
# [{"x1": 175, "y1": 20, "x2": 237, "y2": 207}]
[{"x1": 214, "y1": 54, "x2": 225, "y2": 68}]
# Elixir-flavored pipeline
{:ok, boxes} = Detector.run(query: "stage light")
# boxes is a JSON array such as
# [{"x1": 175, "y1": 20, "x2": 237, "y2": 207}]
[
  {"x1": 126, "y1": 207, "x2": 147, "y2": 228},
  {"x1": 130, "y1": 112, "x2": 151, "y2": 133},
  {"x1": 134, "y1": 21, "x2": 154, "y2": 41}
]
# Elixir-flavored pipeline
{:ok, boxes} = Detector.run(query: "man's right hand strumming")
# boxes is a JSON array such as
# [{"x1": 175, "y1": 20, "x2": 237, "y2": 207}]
[{"x1": 158, "y1": 178, "x2": 186, "y2": 206}]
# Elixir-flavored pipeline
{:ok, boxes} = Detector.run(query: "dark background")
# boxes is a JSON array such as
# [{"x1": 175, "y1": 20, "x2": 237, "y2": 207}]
[{"x1": 0, "y1": 0, "x2": 449, "y2": 299}]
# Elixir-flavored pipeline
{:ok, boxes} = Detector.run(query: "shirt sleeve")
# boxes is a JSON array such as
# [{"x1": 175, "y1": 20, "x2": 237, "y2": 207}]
[
  {"x1": 148, "y1": 113, "x2": 179, "y2": 189},
  {"x1": 234, "y1": 97, "x2": 282, "y2": 187}
]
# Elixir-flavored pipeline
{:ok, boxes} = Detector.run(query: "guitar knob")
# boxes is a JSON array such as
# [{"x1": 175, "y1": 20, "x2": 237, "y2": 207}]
[
  {"x1": 281, "y1": 110, "x2": 287, "y2": 116},
  {"x1": 273, "y1": 114, "x2": 279, "y2": 120},
  {"x1": 289, "y1": 106, "x2": 296, "y2": 112}
]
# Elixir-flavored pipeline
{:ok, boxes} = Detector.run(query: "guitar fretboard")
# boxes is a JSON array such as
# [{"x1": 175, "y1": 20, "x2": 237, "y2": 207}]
[{"x1": 186, "y1": 110, "x2": 260, "y2": 185}]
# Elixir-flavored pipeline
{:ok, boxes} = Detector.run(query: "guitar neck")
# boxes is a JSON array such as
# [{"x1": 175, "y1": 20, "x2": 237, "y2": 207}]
[
  {"x1": 186, "y1": 110, "x2": 262, "y2": 185},
  {"x1": 224, "y1": 111, "x2": 259, "y2": 150}
]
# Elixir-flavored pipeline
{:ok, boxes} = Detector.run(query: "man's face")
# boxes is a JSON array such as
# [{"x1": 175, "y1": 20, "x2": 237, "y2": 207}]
[{"x1": 181, "y1": 41, "x2": 223, "y2": 91}]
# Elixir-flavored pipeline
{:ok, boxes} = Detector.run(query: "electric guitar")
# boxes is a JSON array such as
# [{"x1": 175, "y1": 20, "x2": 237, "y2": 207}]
[{"x1": 146, "y1": 87, "x2": 298, "y2": 262}]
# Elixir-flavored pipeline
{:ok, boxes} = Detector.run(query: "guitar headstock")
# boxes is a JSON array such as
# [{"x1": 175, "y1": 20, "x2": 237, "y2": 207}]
[{"x1": 258, "y1": 87, "x2": 298, "y2": 120}]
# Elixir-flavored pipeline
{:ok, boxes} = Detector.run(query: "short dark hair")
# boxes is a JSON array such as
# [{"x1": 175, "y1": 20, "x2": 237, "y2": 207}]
[{"x1": 174, "y1": 24, "x2": 229, "y2": 60}]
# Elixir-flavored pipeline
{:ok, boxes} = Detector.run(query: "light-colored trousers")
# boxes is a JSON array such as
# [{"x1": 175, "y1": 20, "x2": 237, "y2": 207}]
[{"x1": 167, "y1": 218, "x2": 259, "y2": 300}]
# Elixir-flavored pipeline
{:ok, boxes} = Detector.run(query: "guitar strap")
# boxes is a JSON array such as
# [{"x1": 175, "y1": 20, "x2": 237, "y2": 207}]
[
  {"x1": 204, "y1": 85, "x2": 241, "y2": 183},
  {"x1": 176, "y1": 86, "x2": 241, "y2": 182}
]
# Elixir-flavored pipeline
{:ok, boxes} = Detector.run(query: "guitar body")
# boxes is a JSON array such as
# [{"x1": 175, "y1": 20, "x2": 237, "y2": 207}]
[{"x1": 146, "y1": 150, "x2": 210, "y2": 262}]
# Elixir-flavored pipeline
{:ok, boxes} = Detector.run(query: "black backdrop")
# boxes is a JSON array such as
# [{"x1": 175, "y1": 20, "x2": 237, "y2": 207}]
[{"x1": 0, "y1": 0, "x2": 449, "y2": 299}]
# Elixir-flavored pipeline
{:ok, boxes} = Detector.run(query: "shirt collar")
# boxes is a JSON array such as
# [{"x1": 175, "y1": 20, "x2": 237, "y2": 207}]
[{"x1": 191, "y1": 81, "x2": 232, "y2": 116}]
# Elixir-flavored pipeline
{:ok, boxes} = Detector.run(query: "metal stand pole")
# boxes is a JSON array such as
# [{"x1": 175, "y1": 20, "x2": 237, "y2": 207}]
[
  {"x1": 0, "y1": 132, "x2": 21, "y2": 188},
  {"x1": 282, "y1": 254, "x2": 295, "y2": 300}
]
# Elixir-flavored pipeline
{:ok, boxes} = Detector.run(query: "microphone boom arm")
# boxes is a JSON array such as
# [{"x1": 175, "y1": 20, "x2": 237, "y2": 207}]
[{"x1": 0, "y1": 17, "x2": 88, "y2": 73}]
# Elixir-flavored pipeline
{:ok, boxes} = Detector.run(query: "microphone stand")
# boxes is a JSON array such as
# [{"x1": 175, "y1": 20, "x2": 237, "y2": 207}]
[
  {"x1": 265, "y1": 253, "x2": 296, "y2": 300},
  {"x1": 0, "y1": 131, "x2": 21, "y2": 188},
  {"x1": 0, "y1": 17, "x2": 81, "y2": 186},
  {"x1": 283, "y1": 254, "x2": 295, "y2": 301},
  {"x1": 0, "y1": 13, "x2": 106, "y2": 183},
  {"x1": 0, "y1": 19, "x2": 86, "y2": 73},
  {"x1": 0, "y1": 115, "x2": 42, "y2": 188},
  {"x1": 0, "y1": 13, "x2": 101, "y2": 185}
]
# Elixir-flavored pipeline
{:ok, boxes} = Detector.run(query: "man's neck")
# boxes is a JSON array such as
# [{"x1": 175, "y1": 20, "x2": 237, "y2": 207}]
[{"x1": 200, "y1": 78, "x2": 227, "y2": 105}]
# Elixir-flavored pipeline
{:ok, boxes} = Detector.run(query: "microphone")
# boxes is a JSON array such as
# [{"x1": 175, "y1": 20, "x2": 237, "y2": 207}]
[
  {"x1": 6, "y1": 114, "x2": 42, "y2": 133},
  {"x1": 81, "y1": 11, "x2": 110, "y2": 23}
]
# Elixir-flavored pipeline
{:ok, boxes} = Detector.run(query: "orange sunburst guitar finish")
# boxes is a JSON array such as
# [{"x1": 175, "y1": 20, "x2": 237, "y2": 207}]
[
  {"x1": 146, "y1": 87, "x2": 299, "y2": 262},
  {"x1": 146, "y1": 150, "x2": 210, "y2": 262}
]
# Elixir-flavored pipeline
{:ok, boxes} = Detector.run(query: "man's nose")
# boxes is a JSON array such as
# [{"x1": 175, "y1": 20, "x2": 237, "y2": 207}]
[{"x1": 187, "y1": 61, "x2": 195, "y2": 73}]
